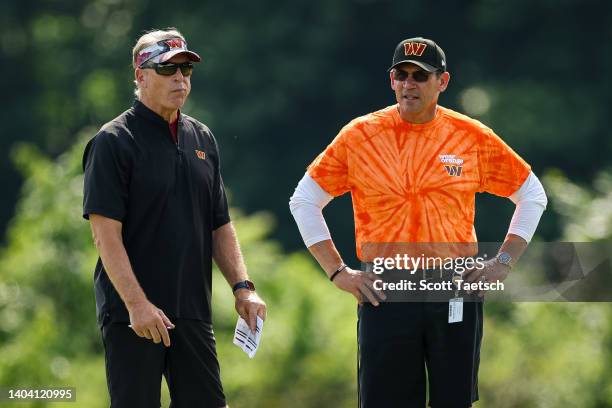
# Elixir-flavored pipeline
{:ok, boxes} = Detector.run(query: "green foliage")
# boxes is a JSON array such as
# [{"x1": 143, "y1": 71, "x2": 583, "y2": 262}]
[
  {"x1": 0, "y1": 2, "x2": 611, "y2": 404},
  {"x1": 0, "y1": 134, "x2": 358, "y2": 407},
  {"x1": 481, "y1": 303, "x2": 612, "y2": 408},
  {"x1": 1, "y1": 132, "x2": 611, "y2": 407},
  {"x1": 2, "y1": 0, "x2": 611, "y2": 251},
  {"x1": 543, "y1": 170, "x2": 612, "y2": 241}
]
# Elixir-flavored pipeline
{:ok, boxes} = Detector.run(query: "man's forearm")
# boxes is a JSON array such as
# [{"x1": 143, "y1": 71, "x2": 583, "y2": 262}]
[
  {"x1": 498, "y1": 233, "x2": 528, "y2": 266},
  {"x1": 90, "y1": 215, "x2": 147, "y2": 308},
  {"x1": 98, "y1": 238, "x2": 147, "y2": 308},
  {"x1": 308, "y1": 239, "x2": 344, "y2": 277},
  {"x1": 212, "y1": 222, "x2": 249, "y2": 287},
  {"x1": 214, "y1": 222, "x2": 267, "y2": 330}
]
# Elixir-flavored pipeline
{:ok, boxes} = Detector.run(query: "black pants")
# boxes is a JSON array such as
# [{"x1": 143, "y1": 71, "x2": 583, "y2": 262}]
[
  {"x1": 358, "y1": 301, "x2": 483, "y2": 408},
  {"x1": 102, "y1": 319, "x2": 226, "y2": 408}
]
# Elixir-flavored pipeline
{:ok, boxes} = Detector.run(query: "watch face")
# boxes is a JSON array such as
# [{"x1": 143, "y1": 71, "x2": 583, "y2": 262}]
[
  {"x1": 497, "y1": 252, "x2": 512, "y2": 265},
  {"x1": 246, "y1": 280, "x2": 255, "y2": 291}
]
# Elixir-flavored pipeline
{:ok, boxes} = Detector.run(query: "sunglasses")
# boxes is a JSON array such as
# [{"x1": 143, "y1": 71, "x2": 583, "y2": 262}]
[
  {"x1": 393, "y1": 69, "x2": 436, "y2": 83},
  {"x1": 141, "y1": 62, "x2": 194, "y2": 77}
]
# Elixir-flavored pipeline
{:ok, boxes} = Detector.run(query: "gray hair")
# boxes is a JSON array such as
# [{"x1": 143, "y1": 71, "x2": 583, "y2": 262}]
[{"x1": 132, "y1": 28, "x2": 186, "y2": 99}]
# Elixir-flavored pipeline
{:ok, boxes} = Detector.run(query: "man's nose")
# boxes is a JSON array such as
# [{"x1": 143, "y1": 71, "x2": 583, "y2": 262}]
[
  {"x1": 172, "y1": 68, "x2": 185, "y2": 80},
  {"x1": 402, "y1": 78, "x2": 416, "y2": 88}
]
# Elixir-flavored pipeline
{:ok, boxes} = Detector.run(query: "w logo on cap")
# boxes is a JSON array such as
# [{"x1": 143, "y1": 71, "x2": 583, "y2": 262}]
[
  {"x1": 166, "y1": 38, "x2": 185, "y2": 49},
  {"x1": 404, "y1": 42, "x2": 427, "y2": 57}
]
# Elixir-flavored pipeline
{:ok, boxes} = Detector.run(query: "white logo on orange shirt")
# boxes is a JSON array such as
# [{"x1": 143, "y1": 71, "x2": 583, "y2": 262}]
[{"x1": 439, "y1": 154, "x2": 463, "y2": 177}]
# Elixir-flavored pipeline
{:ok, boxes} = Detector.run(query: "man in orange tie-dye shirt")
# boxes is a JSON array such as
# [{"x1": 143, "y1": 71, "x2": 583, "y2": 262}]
[{"x1": 290, "y1": 37, "x2": 547, "y2": 407}]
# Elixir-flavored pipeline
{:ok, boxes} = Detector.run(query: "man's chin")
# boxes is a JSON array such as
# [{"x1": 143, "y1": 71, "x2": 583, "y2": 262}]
[
  {"x1": 399, "y1": 101, "x2": 421, "y2": 113},
  {"x1": 166, "y1": 99, "x2": 186, "y2": 111}
]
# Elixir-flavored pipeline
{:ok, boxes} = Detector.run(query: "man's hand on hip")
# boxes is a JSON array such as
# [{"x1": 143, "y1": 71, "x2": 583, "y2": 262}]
[
  {"x1": 333, "y1": 267, "x2": 386, "y2": 306},
  {"x1": 462, "y1": 259, "x2": 511, "y2": 297},
  {"x1": 234, "y1": 290, "x2": 266, "y2": 334},
  {"x1": 127, "y1": 300, "x2": 175, "y2": 347}
]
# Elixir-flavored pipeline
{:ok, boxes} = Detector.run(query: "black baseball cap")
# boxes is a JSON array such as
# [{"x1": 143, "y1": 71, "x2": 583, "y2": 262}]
[{"x1": 389, "y1": 37, "x2": 446, "y2": 72}]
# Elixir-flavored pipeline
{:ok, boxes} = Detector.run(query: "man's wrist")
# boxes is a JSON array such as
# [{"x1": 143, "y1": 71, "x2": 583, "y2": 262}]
[
  {"x1": 124, "y1": 294, "x2": 149, "y2": 310},
  {"x1": 232, "y1": 279, "x2": 255, "y2": 293},
  {"x1": 330, "y1": 263, "x2": 347, "y2": 282},
  {"x1": 233, "y1": 288, "x2": 253, "y2": 298},
  {"x1": 495, "y1": 252, "x2": 513, "y2": 269}
]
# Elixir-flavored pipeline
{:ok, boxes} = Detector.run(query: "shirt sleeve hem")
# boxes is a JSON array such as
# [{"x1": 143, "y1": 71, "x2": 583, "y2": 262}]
[
  {"x1": 83, "y1": 207, "x2": 125, "y2": 222},
  {"x1": 213, "y1": 216, "x2": 231, "y2": 231},
  {"x1": 306, "y1": 168, "x2": 337, "y2": 197}
]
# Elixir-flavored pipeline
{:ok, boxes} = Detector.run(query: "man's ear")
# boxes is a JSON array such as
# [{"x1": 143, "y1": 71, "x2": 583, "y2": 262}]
[
  {"x1": 439, "y1": 71, "x2": 450, "y2": 92},
  {"x1": 135, "y1": 68, "x2": 147, "y2": 88}
]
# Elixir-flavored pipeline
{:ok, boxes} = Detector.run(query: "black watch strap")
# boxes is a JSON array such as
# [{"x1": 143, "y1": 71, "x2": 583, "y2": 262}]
[
  {"x1": 232, "y1": 280, "x2": 255, "y2": 292},
  {"x1": 330, "y1": 263, "x2": 347, "y2": 282}
]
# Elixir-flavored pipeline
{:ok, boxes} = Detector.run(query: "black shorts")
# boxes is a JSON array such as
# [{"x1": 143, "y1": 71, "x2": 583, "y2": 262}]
[
  {"x1": 358, "y1": 301, "x2": 483, "y2": 408},
  {"x1": 102, "y1": 319, "x2": 226, "y2": 408}
]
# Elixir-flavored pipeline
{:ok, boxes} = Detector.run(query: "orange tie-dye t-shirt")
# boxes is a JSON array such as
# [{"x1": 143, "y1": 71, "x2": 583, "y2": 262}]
[{"x1": 307, "y1": 105, "x2": 530, "y2": 260}]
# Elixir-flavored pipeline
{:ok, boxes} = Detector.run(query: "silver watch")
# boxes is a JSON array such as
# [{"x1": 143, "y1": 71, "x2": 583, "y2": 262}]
[{"x1": 496, "y1": 252, "x2": 513, "y2": 268}]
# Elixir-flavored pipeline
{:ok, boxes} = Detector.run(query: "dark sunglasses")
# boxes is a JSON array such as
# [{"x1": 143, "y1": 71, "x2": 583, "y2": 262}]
[
  {"x1": 393, "y1": 69, "x2": 435, "y2": 83},
  {"x1": 141, "y1": 62, "x2": 194, "y2": 77}
]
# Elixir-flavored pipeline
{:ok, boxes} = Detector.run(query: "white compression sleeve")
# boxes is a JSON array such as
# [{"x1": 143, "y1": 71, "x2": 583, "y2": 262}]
[
  {"x1": 507, "y1": 171, "x2": 548, "y2": 242},
  {"x1": 289, "y1": 173, "x2": 334, "y2": 247}
]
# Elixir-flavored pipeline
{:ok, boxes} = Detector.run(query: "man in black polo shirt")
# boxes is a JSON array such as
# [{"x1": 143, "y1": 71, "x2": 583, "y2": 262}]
[{"x1": 82, "y1": 28, "x2": 266, "y2": 408}]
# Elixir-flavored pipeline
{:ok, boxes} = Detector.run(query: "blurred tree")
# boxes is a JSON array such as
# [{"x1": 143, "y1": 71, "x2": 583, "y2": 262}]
[
  {"x1": 0, "y1": 132, "x2": 610, "y2": 406},
  {"x1": 0, "y1": 134, "x2": 358, "y2": 407},
  {"x1": 2, "y1": 0, "x2": 611, "y2": 257},
  {"x1": 544, "y1": 169, "x2": 612, "y2": 242},
  {"x1": 473, "y1": 169, "x2": 612, "y2": 407},
  {"x1": 1, "y1": 1, "x2": 611, "y2": 406}
]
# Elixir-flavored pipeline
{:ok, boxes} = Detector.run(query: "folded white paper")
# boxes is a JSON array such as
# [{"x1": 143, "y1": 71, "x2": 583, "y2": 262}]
[{"x1": 232, "y1": 316, "x2": 264, "y2": 358}]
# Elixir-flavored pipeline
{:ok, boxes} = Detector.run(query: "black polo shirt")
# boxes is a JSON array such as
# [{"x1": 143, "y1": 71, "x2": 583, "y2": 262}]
[{"x1": 83, "y1": 100, "x2": 230, "y2": 327}]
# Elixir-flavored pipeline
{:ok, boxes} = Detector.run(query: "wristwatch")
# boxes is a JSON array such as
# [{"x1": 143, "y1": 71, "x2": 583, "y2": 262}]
[
  {"x1": 232, "y1": 280, "x2": 256, "y2": 293},
  {"x1": 496, "y1": 252, "x2": 513, "y2": 268}
]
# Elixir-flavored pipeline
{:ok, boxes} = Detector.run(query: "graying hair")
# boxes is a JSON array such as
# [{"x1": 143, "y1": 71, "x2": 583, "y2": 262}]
[{"x1": 132, "y1": 28, "x2": 186, "y2": 99}]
